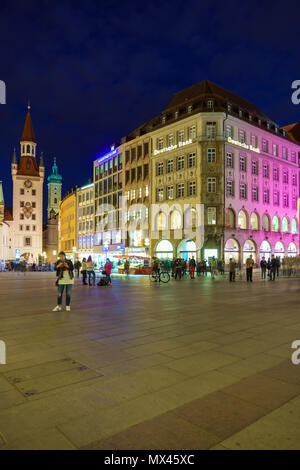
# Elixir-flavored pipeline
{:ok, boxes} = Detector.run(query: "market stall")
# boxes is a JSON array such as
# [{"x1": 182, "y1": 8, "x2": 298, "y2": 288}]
[{"x1": 116, "y1": 255, "x2": 152, "y2": 275}]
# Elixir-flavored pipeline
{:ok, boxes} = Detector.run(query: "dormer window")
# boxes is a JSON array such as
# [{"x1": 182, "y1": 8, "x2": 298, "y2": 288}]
[
  {"x1": 275, "y1": 127, "x2": 278, "y2": 133},
  {"x1": 227, "y1": 103, "x2": 232, "y2": 111},
  {"x1": 207, "y1": 100, "x2": 213, "y2": 109},
  {"x1": 239, "y1": 110, "x2": 243, "y2": 117},
  {"x1": 267, "y1": 122, "x2": 270, "y2": 129},
  {"x1": 249, "y1": 114, "x2": 252, "y2": 121},
  {"x1": 283, "y1": 129, "x2": 286, "y2": 136},
  {"x1": 258, "y1": 119, "x2": 261, "y2": 126},
  {"x1": 188, "y1": 105, "x2": 192, "y2": 113},
  {"x1": 162, "y1": 116, "x2": 166, "y2": 124},
  {"x1": 175, "y1": 111, "x2": 178, "y2": 119}
]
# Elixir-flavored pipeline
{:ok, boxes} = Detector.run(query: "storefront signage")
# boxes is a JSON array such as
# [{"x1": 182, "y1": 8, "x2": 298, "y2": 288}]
[
  {"x1": 227, "y1": 136, "x2": 260, "y2": 153},
  {"x1": 153, "y1": 139, "x2": 193, "y2": 155}
]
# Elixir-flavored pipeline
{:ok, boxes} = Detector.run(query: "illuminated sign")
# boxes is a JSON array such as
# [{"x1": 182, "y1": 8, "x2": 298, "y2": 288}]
[
  {"x1": 153, "y1": 139, "x2": 193, "y2": 155},
  {"x1": 97, "y1": 149, "x2": 118, "y2": 164},
  {"x1": 227, "y1": 137, "x2": 260, "y2": 153}
]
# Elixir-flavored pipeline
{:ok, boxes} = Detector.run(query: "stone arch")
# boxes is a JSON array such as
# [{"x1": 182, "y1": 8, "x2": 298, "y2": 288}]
[
  {"x1": 272, "y1": 215, "x2": 280, "y2": 232},
  {"x1": 224, "y1": 238, "x2": 240, "y2": 264},
  {"x1": 250, "y1": 212, "x2": 260, "y2": 230},
  {"x1": 225, "y1": 208, "x2": 235, "y2": 228},
  {"x1": 291, "y1": 218, "x2": 298, "y2": 234},
  {"x1": 274, "y1": 241, "x2": 285, "y2": 260},
  {"x1": 242, "y1": 239, "x2": 257, "y2": 264},
  {"x1": 177, "y1": 239, "x2": 197, "y2": 261},
  {"x1": 288, "y1": 242, "x2": 297, "y2": 257},
  {"x1": 238, "y1": 210, "x2": 248, "y2": 229},
  {"x1": 260, "y1": 240, "x2": 272, "y2": 261},
  {"x1": 262, "y1": 214, "x2": 271, "y2": 232},
  {"x1": 282, "y1": 217, "x2": 290, "y2": 233},
  {"x1": 155, "y1": 240, "x2": 174, "y2": 260}
]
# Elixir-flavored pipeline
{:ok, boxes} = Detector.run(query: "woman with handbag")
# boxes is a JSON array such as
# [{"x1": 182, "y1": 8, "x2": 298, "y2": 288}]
[
  {"x1": 53, "y1": 252, "x2": 74, "y2": 312},
  {"x1": 86, "y1": 256, "x2": 96, "y2": 286}
]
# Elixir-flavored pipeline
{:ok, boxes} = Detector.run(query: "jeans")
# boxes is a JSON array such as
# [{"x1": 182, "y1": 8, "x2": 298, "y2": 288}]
[
  {"x1": 261, "y1": 269, "x2": 266, "y2": 279},
  {"x1": 246, "y1": 268, "x2": 253, "y2": 282},
  {"x1": 87, "y1": 270, "x2": 95, "y2": 285},
  {"x1": 270, "y1": 268, "x2": 276, "y2": 281},
  {"x1": 106, "y1": 274, "x2": 112, "y2": 284},
  {"x1": 82, "y1": 270, "x2": 87, "y2": 284},
  {"x1": 229, "y1": 271, "x2": 235, "y2": 281},
  {"x1": 57, "y1": 284, "x2": 72, "y2": 306}
]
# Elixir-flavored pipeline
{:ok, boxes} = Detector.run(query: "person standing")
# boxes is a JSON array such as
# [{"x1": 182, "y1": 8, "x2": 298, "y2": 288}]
[
  {"x1": 174, "y1": 258, "x2": 182, "y2": 280},
  {"x1": 53, "y1": 252, "x2": 74, "y2": 311},
  {"x1": 74, "y1": 259, "x2": 81, "y2": 278},
  {"x1": 189, "y1": 257, "x2": 196, "y2": 279},
  {"x1": 104, "y1": 258, "x2": 113, "y2": 286},
  {"x1": 124, "y1": 259, "x2": 130, "y2": 275},
  {"x1": 210, "y1": 257, "x2": 217, "y2": 280},
  {"x1": 270, "y1": 255, "x2": 277, "y2": 281},
  {"x1": 86, "y1": 256, "x2": 96, "y2": 286},
  {"x1": 246, "y1": 255, "x2": 254, "y2": 282},
  {"x1": 229, "y1": 258, "x2": 236, "y2": 282},
  {"x1": 81, "y1": 257, "x2": 88, "y2": 285},
  {"x1": 260, "y1": 257, "x2": 267, "y2": 279}
]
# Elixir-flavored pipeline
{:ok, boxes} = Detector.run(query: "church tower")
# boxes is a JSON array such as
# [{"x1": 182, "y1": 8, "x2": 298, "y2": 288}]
[
  {"x1": 47, "y1": 158, "x2": 62, "y2": 218},
  {"x1": 11, "y1": 105, "x2": 44, "y2": 263}
]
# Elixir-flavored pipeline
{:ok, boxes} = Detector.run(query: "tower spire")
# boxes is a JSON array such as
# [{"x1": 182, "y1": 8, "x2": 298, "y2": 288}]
[{"x1": 21, "y1": 103, "x2": 36, "y2": 143}]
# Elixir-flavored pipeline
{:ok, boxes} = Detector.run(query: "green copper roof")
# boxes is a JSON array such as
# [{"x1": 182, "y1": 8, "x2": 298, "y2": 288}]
[{"x1": 47, "y1": 157, "x2": 62, "y2": 183}]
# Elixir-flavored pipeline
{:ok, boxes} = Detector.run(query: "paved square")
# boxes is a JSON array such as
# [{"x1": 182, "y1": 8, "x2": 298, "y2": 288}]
[{"x1": 0, "y1": 271, "x2": 300, "y2": 449}]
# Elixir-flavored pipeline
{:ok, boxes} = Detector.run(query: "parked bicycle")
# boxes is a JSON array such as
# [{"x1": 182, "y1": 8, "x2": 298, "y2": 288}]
[{"x1": 149, "y1": 270, "x2": 170, "y2": 283}]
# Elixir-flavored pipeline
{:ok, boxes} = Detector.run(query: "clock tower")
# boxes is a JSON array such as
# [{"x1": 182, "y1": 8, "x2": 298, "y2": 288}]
[
  {"x1": 47, "y1": 158, "x2": 62, "y2": 218},
  {"x1": 11, "y1": 105, "x2": 44, "y2": 263}
]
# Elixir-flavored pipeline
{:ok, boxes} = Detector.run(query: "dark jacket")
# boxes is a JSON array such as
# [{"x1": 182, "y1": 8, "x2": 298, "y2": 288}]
[{"x1": 55, "y1": 260, "x2": 74, "y2": 282}]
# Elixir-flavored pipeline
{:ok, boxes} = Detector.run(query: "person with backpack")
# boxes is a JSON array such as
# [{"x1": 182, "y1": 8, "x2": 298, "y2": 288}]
[
  {"x1": 189, "y1": 257, "x2": 196, "y2": 279},
  {"x1": 53, "y1": 251, "x2": 74, "y2": 312},
  {"x1": 104, "y1": 258, "x2": 113, "y2": 286}
]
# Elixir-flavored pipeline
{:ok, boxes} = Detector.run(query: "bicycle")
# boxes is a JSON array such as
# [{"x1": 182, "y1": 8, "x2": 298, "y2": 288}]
[{"x1": 149, "y1": 270, "x2": 170, "y2": 283}]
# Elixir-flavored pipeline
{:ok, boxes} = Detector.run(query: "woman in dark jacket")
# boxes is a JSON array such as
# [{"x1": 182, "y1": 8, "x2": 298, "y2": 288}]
[{"x1": 53, "y1": 252, "x2": 74, "y2": 312}]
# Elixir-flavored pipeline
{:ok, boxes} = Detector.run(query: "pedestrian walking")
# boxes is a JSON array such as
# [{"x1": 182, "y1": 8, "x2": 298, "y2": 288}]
[
  {"x1": 174, "y1": 258, "x2": 182, "y2": 280},
  {"x1": 124, "y1": 259, "x2": 130, "y2": 275},
  {"x1": 246, "y1": 255, "x2": 254, "y2": 282},
  {"x1": 74, "y1": 259, "x2": 81, "y2": 278},
  {"x1": 81, "y1": 257, "x2": 88, "y2": 285},
  {"x1": 86, "y1": 256, "x2": 96, "y2": 286},
  {"x1": 53, "y1": 251, "x2": 74, "y2": 312},
  {"x1": 210, "y1": 257, "x2": 217, "y2": 280}
]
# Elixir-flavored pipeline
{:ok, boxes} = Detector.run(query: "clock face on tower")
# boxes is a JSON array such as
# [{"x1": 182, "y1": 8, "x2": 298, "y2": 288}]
[{"x1": 24, "y1": 179, "x2": 32, "y2": 189}]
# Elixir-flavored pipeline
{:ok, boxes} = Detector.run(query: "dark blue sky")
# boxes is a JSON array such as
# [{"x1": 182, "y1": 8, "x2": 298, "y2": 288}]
[{"x1": 0, "y1": 0, "x2": 299, "y2": 212}]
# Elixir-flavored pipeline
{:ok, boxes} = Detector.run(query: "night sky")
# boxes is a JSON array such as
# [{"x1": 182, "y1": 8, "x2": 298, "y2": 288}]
[{"x1": 0, "y1": 0, "x2": 299, "y2": 217}]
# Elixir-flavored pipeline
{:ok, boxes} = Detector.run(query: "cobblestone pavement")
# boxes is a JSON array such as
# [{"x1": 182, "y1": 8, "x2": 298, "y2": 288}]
[{"x1": 0, "y1": 271, "x2": 300, "y2": 450}]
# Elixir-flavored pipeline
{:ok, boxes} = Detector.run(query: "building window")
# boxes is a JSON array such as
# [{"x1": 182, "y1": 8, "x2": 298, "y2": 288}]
[
  {"x1": 283, "y1": 193, "x2": 289, "y2": 207},
  {"x1": 20, "y1": 214, "x2": 24, "y2": 220},
  {"x1": 274, "y1": 191, "x2": 279, "y2": 206},
  {"x1": 33, "y1": 225, "x2": 36, "y2": 231},
  {"x1": 20, "y1": 188, "x2": 24, "y2": 195},
  {"x1": 157, "y1": 138, "x2": 164, "y2": 150},
  {"x1": 177, "y1": 183, "x2": 185, "y2": 198},
  {"x1": 207, "y1": 207, "x2": 216, "y2": 225},
  {"x1": 32, "y1": 189, "x2": 36, "y2": 196},
  {"x1": 252, "y1": 186, "x2": 258, "y2": 201},
  {"x1": 207, "y1": 100, "x2": 214, "y2": 109},
  {"x1": 206, "y1": 122, "x2": 216, "y2": 139},
  {"x1": 188, "y1": 125, "x2": 196, "y2": 139},
  {"x1": 273, "y1": 144, "x2": 278, "y2": 156},
  {"x1": 292, "y1": 174, "x2": 297, "y2": 186},
  {"x1": 262, "y1": 139, "x2": 269, "y2": 153},
  {"x1": 25, "y1": 237, "x2": 31, "y2": 246},
  {"x1": 145, "y1": 186, "x2": 149, "y2": 196},
  {"x1": 251, "y1": 135, "x2": 258, "y2": 148},
  {"x1": 239, "y1": 156, "x2": 247, "y2": 172},
  {"x1": 292, "y1": 197, "x2": 297, "y2": 209},
  {"x1": 207, "y1": 177, "x2": 216, "y2": 193},
  {"x1": 167, "y1": 159, "x2": 174, "y2": 173},
  {"x1": 188, "y1": 181, "x2": 196, "y2": 196},
  {"x1": 226, "y1": 152, "x2": 234, "y2": 168},
  {"x1": 251, "y1": 160, "x2": 258, "y2": 175},
  {"x1": 188, "y1": 153, "x2": 196, "y2": 167},
  {"x1": 20, "y1": 201, "x2": 24, "y2": 207},
  {"x1": 187, "y1": 105, "x2": 193, "y2": 113},
  {"x1": 178, "y1": 130, "x2": 184, "y2": 143},
  {"x1": 225, "y1": 125, "x2": 233, "y2": 138},
  {"x1": 156, "y1": 188, "x2": 164, "y2": 202},
  {"x1": 177, "y1": 155, "x2": 184, "y2": 170},
  {"x1": 26, "y1": 225, "x2": 30, "y2": 231},
  {"x1": 167, "y1": 186, "x2": 174, "y2": 200},
  {"x1": 291, "y1": 152, "x2": 296, "y2": 163},
  {"x1": 168, "y1": 134, "x2": 174, "y2": 147},
  {"x1": 226, "y1": 180, "x2": 234, "y2": 196},
  {"x1": 20, "y1": 225, "x2": 23, "y2": 231},
  {"x1": 283, "y1": 171, "x2": 289, "y2": 184},
  {"x1": 32, "y1": 214, "x2": 36, "y2": 220},
  {"x1": 157, "y1": 162, "x2": 164, "y2": 176},
  {"x1": 207, "y1": 148, "x2": 216, "y2": 163},
  {"x1": 239, "y1": 184, "x2": 247, "y2": 199},
  {"x1": 273, "y1": 168, "x2": 279, "y2": 181},
  {"x1": 263, "y1": 190, "x2": 270, "y2": 204},
  {"x1": 238, "y1": 129, "x2": 246, "y2": 144},
  {"x1": 283, "y1": 148, "x2": 288, "y2": 160},
  {"x1": 263, "y1": 164, "x2": 269, "y2": 178}
]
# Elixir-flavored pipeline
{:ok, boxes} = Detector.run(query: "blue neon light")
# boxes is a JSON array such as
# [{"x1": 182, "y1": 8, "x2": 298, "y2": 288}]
[{"x1": 97, "y1": 149, "x2": 118, "y2": 164}]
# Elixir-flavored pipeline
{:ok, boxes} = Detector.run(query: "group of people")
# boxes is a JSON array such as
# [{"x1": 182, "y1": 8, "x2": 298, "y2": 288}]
[{"x1": 52, "y1": 253, "x2": 113, "y2": 312}]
